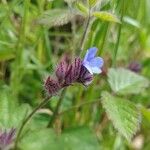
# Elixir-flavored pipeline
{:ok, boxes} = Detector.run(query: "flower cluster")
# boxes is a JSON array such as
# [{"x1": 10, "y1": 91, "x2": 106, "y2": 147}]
[
  {"x1": 0, "y1": 128, "x2": 16, "y2": 150},
  {"x1": 128, "y1": 61, "x2": 141, "y2": 73},
  {"x1": 44, "y1": 47, "x2": 104, "y2": 96}
]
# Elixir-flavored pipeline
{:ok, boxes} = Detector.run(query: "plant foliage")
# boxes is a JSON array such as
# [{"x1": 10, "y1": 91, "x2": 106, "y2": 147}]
[
  {"x1": 20, "y1": 127, "x2": 100, "y2": 150},
  {"x1": 38, "y1": 9, "x2": 76, "y2": 27},
  {"x1": 108, "y1": 68, "x2": 149, "y2": 95},
  {"x1": 101, "y1": 92, "x2": 141, "y2": 140}
]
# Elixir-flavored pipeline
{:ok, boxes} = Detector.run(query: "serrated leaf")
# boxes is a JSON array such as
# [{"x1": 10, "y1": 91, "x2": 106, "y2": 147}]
[
  {"x1": 108, "y1": 68, "x2": 149, "y2": 95},
  {"x1": 20, "y1": 127, "x2": 100, "y2": 150},
  {"x1": 37, "y1": 9, "x2": 75, "y2": 27},
  {"x1": 93, "y1": 11, "x2": 121, "y2": 23},
  {"x1": 101, "y1": 92, "x2": 141, "y2": 140},
  {"x1": 76, "y1": 2, "x2": 88, "y2": 16}
]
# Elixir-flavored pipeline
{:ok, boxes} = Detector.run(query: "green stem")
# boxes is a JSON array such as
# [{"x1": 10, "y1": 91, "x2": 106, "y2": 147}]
[
  {"x1": 99, "y1": 23, "x2": 109, "y2": 55},
  {"x1": 47, "y1": 88, "x2": 66, "y2": 127},
  {"x1": 58, "y1": 99, "x2": 100, "y2": 116},
  {"x1": 11, "y1": 0, "x2": 30, "y2": 97},
  {"x1": 14, "y1": 96, "x2": 51, "y2": 149},
  {"x1": 112, "y1": 0, "x2": 124, "y2": 67},
  {"x1": 79, "y1": 6, "x2": 91, "y2": 55}
]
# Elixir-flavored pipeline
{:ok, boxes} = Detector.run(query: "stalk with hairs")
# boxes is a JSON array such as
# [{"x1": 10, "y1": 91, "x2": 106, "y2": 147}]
[{"x1": 14, "y1": 47, "x2": 104, "y2": 149}]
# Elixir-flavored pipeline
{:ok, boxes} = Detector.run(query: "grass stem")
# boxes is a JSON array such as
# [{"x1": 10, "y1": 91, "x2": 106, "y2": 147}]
[
  {"x1": 112, "y1": 0, "x2": 124, "y2": 67},
  {"x1": 47, "y1": 88, "x2": 66, "y2": 127},
  {"x1": 79, "y1": 5, "x2": 91, "y2": 55}
]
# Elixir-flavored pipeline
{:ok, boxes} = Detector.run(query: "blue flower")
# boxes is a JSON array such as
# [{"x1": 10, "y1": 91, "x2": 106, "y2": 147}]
[{"x1": 83, "y1": 47, "x2": 104, "y2": 74}]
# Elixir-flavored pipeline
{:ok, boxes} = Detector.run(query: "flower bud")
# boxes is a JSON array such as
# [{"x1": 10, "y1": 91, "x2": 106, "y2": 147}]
[
  {"x1": 0, "y1": 128, "x2": 16, "y2": 149},
  {"x1": 73, "y1": 58, "x2": 82, "y2": 80},
  {"x1": 64, "y1": 58, "x2": 82, "y2": 85},
  {"x1": 56, "y1": 61, "x2": 68, "y2": 81},
  {"x1": 128, "y1": 61, "x2": 141, "y2": 73},
  {"x1": 64, "y1": 65, "x2": 73, "y2": 86},
  {"x1": 44, "y1": 76, "x2": 61, "y2": 95}
]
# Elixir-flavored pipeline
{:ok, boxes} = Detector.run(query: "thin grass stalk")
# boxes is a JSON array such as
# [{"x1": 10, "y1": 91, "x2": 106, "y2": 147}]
[
  {"x1": 79, "y1": 4, "x2": 92, "y2": 55},
  {"x1": 47, "y1": 88, "x2": 66, "y2": 127},
  {"x1": 10, "y1": 0, "x2": 30, "y2": 97},
  {"x1": 112, "y1": 0, "x2": 125, "y2": 67}
]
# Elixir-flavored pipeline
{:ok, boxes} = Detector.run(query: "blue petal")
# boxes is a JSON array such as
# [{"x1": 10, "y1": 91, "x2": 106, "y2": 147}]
[
  {"x1": 89, "y1": 57, "x2": 104, "y2": 68},
  {"x1": 84, "y1": 47, "x2": 98, "y2": 62},
  {"x1": 91, "y1": 67, "x2": 102, "y2": 74},
  {"x1": 82, "y1": 62, "x2": 93, "y2": 74}
]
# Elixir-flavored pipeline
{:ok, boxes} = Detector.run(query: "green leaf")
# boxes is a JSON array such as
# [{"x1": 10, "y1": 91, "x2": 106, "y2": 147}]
[
  {"x1": 101, "y1": 92, "x2": 141, "y2": 141},
  {"x1": 88, "y1": 0, "x2": 100, "y2": 7},
  {"x1": 20, "y1": 129, "x2": 60, "y2": 150},
  {"x1": 0, "y1": 88, "x2": 31, "y2": 129},
  {"x1": 93, "y1": 11, "x2": 121, "y2": 23},
  {"x1": 20, "y1": 127, "x2": 100, "y2": 150},
  {"x1": 37, "y1": 9, "x2": 75, "y2": 27},
  {"x1": 76, "y1": 2, "x2": 88, "y2": 16},
  {"x1": 0, "y1": 49, "x2": 15, "y2": 61},
  {"x1": 108, "y1": 68, "x2": 149, "y2": 95},
  {"x1": 123, "y1": 16, "x2": 141, "y2": 28},
  {"x1": 60, "y1": 127, "x2": 100, "y2": 150},
  {"x1": 64, "y1": 0, "x2": 77, "y2": 3},
  {"x1": 141, "y1": 107, "x2": 150, "y2": 123}
]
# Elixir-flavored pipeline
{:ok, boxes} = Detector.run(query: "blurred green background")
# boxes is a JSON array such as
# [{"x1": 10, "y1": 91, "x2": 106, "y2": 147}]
[{"x1": 0, "y1": 0, "x2": 150, "y2": 149}]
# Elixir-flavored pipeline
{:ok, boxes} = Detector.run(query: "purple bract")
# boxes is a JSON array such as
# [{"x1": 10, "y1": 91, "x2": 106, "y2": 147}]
[
  {"x1": 44, "y1": 47, "x2": 103, "y2": 95},
  {"x1": 0, "y1": 128, "x2": 16, "y2": 150}
]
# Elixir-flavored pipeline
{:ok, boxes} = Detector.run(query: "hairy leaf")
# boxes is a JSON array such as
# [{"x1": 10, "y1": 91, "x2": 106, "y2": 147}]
[
  {"x1": 108, "y1": 68, "x2": 149, "y2": 95},
  {"x1": 101, "y1": 92, "x2": 141, "y2": 140},
  {"x1": 93, "y1": 11, "x2": 121, "y2": 23},
  {"x1": 37, "y1": 9, "x2": 76, "y2": 27}
]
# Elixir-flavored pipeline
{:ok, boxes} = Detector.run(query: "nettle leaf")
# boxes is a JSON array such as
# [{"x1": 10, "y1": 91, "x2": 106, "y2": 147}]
[
  {"x1": 108, "y1": 68, "x2": 149, "y2": 95},
  {"x1": 37, "y1": 9, "x2": 76, "y2": 27},
  {"x1": 20, "y1": 127, "x2": 100, "y2": 150},
  {"x1": 101, "y1": 92, "x2": 141, "y2": 141},
  {"x1": 93, "y1": 11, "x2": 121, "y2": 23},
  {"x1": 0, "y1": 89, "x2": 31, "y2": 129},
  {"x1": 76, "y1": 2, "x2": 88, "y2": 16}
]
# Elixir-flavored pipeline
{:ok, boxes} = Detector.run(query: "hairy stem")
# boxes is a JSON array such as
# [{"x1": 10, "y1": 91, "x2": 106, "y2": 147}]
[
  {"x1": 14, "y1": 96, "x2": 51, "y2": 149},
  {"x1": 47, "y1": 88, "x2": 66, "y2": 127}
]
